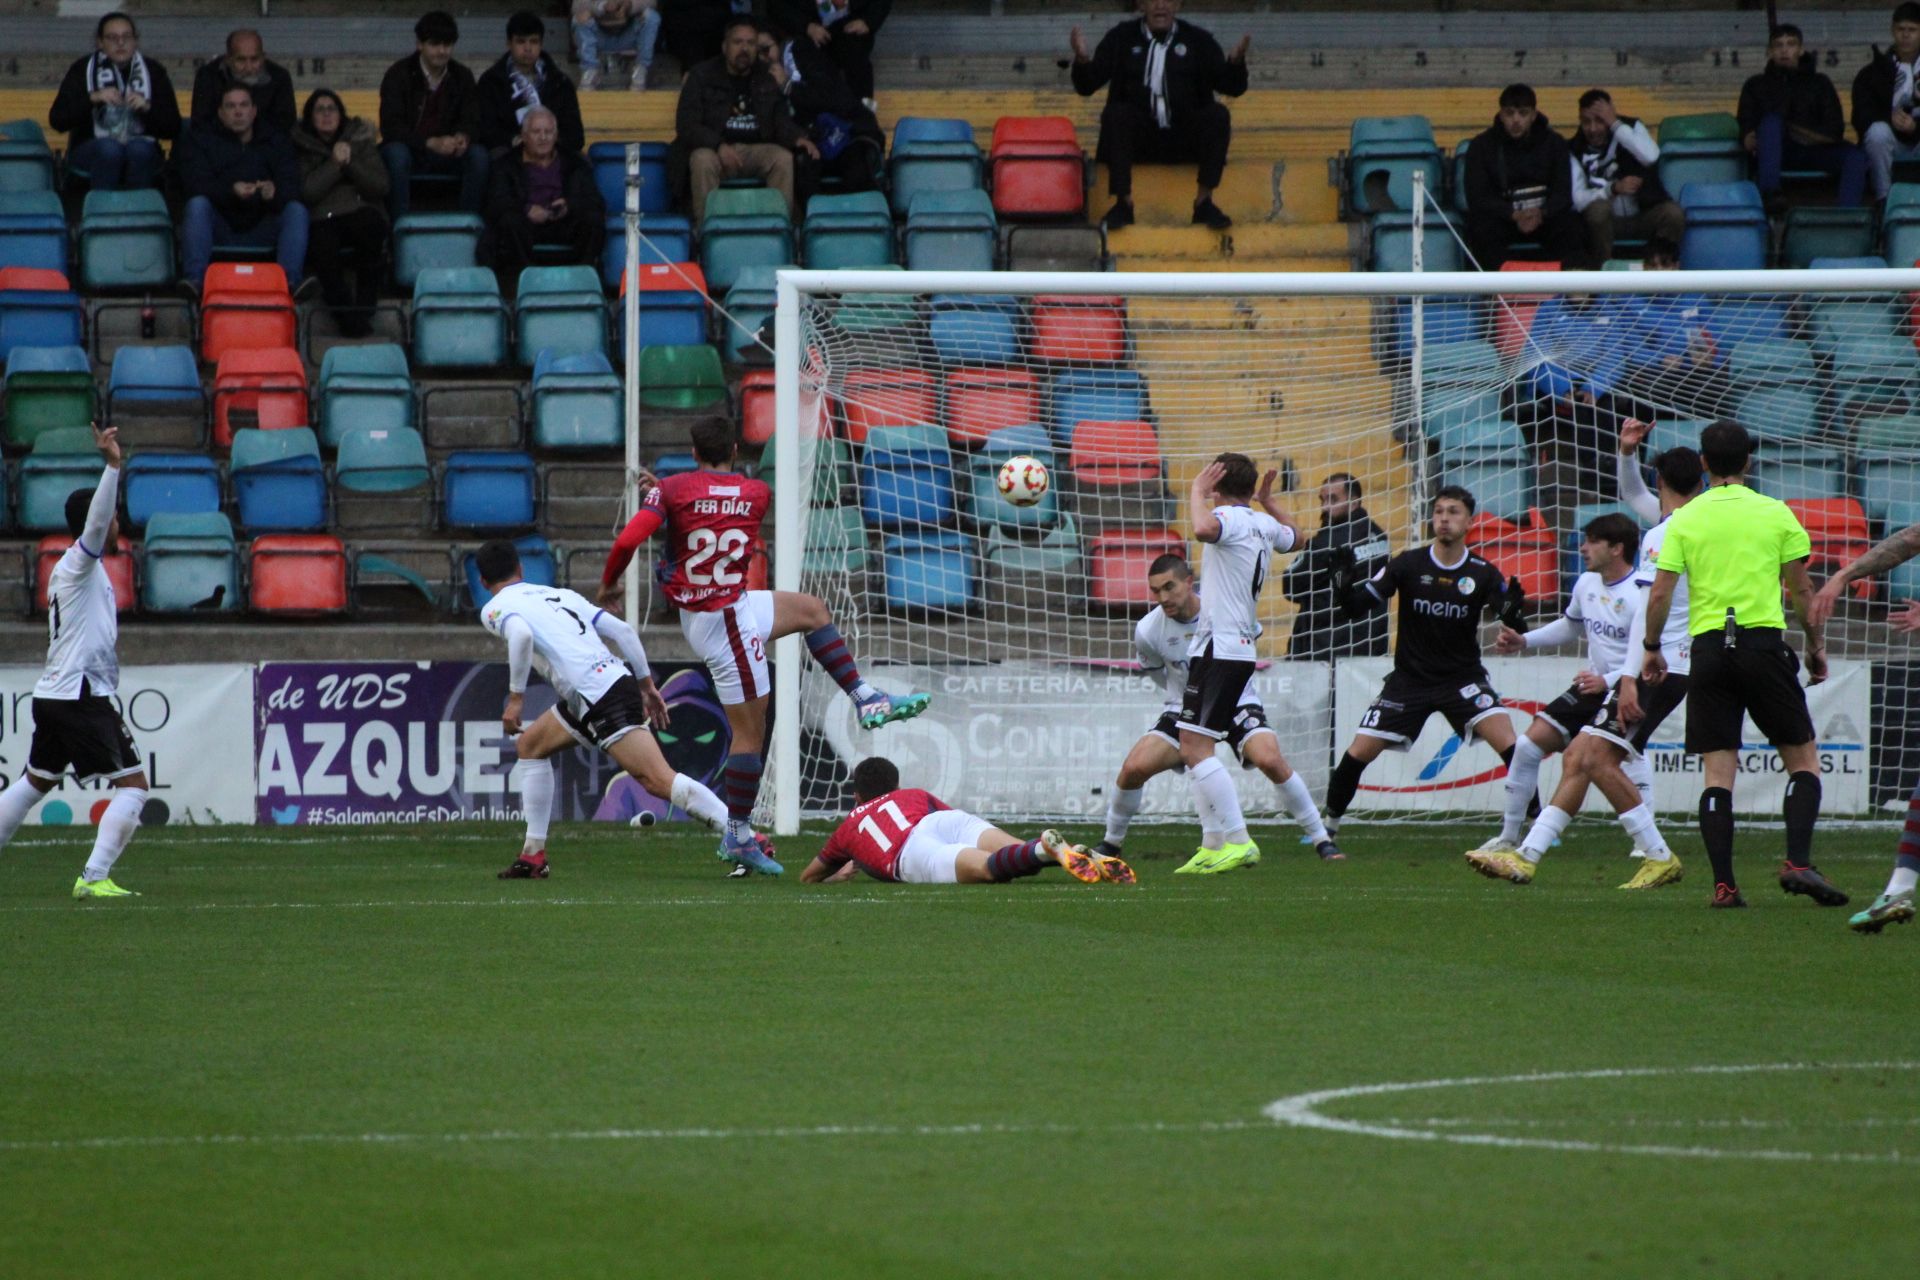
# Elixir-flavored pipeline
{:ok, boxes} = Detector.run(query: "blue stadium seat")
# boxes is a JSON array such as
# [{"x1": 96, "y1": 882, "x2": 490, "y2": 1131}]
[
  {"x1": 123, "y1": 453, "x2": 221, "y2": 529},
  {"x1": 887, "y1": 118, "x2": 983, "y2": 218},
  {"x1": 1369, "y1": 211, "x2": 1464, "y2": 272},
  {"x1": 16, "y1": 425, "x2": 104, "y2": 531},
  {"x1": 882, "y1": 530, "x2": 976, "y2": 611},
  {"x1": 231, "y1": 426, "x2": 327, "y2": 531},
  {"x1": 411, "y1": 267, "x2": 508, "y2": 368},
  {"x1": 699, "y1": 187, "x2": 793, "y2": 292},
  {"x1": 141, "y1": 511, "x2": 239, "y2": 612},
  {"x1": 930, "y1": 294, "x2": 1019, "y2": 365},
  {"x1": 78, "y1": 189, "x2": 173, "y2": 289},
  {"x1": 316, "y1": 343, "x2": 414, "y2": 447},
  {"x1": 1436, "y1": 445, "x2": 1533, "y2": 522},
  {"x1": 650, "y1": 451, "x2": 697, "y2": 477},
  {"x1": 719, "y1": 267, "x2": 778, "y2": 362},
  {"x1": 904, "y1": 189, "x2": 997, "y2": 272},
  {"x1": 464, "y1": 534, "x2": 555, "y2": 607},
  {"x1": 1750, "y1": 444, "x2": 1847, "y2": 501},
  {"x1": 1678, "y1": 181, "x2": 1768, "y2": 271},
  {"x1": 106, "y1": 344, "x2": 204, "y2": 436},
  {"x1": 530, "y1": 350, "x2": 622, "y2": 449},
  {"x1": 624, "y1": 261, "x2": 710, "y2": 349},
  {"x1": 1047, "y1": 369, "x2": 1146, "y2": 447},
  {"x1": 1858, "y1": 450, "x2": 1920, "y2": 523},
  {"x1": 803, "y1": 191, "x2": 895, "y2": 269},
  {"x1": 602, "y1": 212, "x2": 694, "y2": 290},
  {"x1": 1389, "y1": 296, "x2": 1483, "y2": 357},
  {"x1": 1345, "y1": 115, "x2": 1444, "y2": 217},
  {"x1": 0, "y1": 191, "x2": 67, "y2": 275},
  {"x1": 442, "y1": 451, "x2": 537, "y2": 530},
  {"x1": 860, "y1": 424, "x2": 956, "y2": 530},
  {"x1": 0, "y1": 280, "x2": 83, "y2": 362},
  {"x1": 1708, "y1": 295, "x2": 1790, "y2": 347},
  {"x1": 392, "y1": 212, "x2": 484, "y2": 290},
  {"x1": 969, "y1": 424, "x2": 1058, "y2": 532},
  {"x1": 589, "y1": 141, "x2": 670, "y2": 215},
  {"x1": 515, "y1": 264, "x2": 608, "y2": 363}
]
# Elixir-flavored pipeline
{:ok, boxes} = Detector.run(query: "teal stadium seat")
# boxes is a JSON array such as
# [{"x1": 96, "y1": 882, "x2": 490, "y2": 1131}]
[
  {"x1": 1437, "y1": 445, "x2": 1533, "y2": 523},
  {"x1": 531, "y1": 350, "x2": 622, "y2": 449},
  {"x1": 1727, "y1": 339, "x2": 1815, "y2": 389},
  {"x1": 1345, "y1": 115, "x2": 1444, "y2": 217},
  {"x1": 411, "y1": 267, "x2": 508, "y2": 368},
  {"x1": 1655, "y1": 113, "x2": 1747, "y2": 197},
  {"x1": 515, "y1": 264, "x2": 608, "y2": 363},
  {"x1": 1678, "y1": 181, "x2": 1767, "y2": 271},
  {"x1": 1369, "y1": 211, "x2": 1464, "y2": 272},
  {"x1": 982, "y1": 518, "x2": 1080, "y2": 612},
  {"x1": 887, "y1": 117, "x2": 983, "y2": 219},
  {"x1": 78, "y1": 189, "x2": 173, "y2": 289},
  {"x1": 802, "y1": 191, "x2": 895, "y2": 269},
  {"x1": 0, "y1": 119, "x2": 55, "y2": 192},
  {"x1": 904, "y1": 189, "x2": 997, "y2": 272},
  {"x1": 16, "y1": 425, "x2": 104, "y2": 531},
  {"x1": 1751, "y1": 444, "x2": 1847, "y2": 501},
  {"x1": 720, "y1": 267, "x2": 779, "y2": 363},
  {"x1": 334, "y1": 424, "x2": 432, "y2": 533},
  {"x1": 1734, "y1": 384, "x2": 1820, "y2": 442},
  {"x1": 140, "y1": 511, "x2": 239, "y2": 612},
  {"x1": 1857, "y1": 414, "x2": 1920, "y2": 452},
  {"x1": 970, "y1": 424, "x2": 1058, "y2": 532},
  {"x1": 231, "y1": 426, "x2": 327, "y2": 531},
  {"x1": 393, "y1": 213, "x2": 484, "y2": 290},
  {"x1": 317, "y1": 343, "x2": 414, "y2": 447},
  {"x1": 1858, "y1": 449, "x2": 1920, "y2": 523},
  {"x1": 699, "y1": 187, "x2": 792, "y2": 292},
  {"x1": 0, "y1": 191, "x2": 68, "y2": 275},
  {"x1": 1429, "y1": 415, "x2": 1524, "y2": 456}
]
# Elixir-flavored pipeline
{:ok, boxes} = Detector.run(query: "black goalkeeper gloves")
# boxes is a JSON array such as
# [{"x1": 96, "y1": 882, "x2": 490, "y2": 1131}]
[{"x1": 1497, "y1": 575, "x2": 1529, "y2": 631}]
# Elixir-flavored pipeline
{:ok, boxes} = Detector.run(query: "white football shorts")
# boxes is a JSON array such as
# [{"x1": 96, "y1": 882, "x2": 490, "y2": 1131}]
[
  {"x1": 895, "y1": 808, "x2": 997, "y2": 884},
  {"x1": 679, "y1": 590, "x2": 776, "y2": 705}
]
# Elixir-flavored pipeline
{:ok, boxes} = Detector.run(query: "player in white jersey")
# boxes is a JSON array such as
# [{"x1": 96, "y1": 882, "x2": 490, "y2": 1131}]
[
  {"x1": 1094, "y1": 553, "x2": 1341, "y2": 865},
  {"x1": 1465, "y1": 511, "x2": 1642, "y2": 865},
  {"x1": 472, "y1": 540, "x2": 767, "y2": 879},
  {"x1": 1173, "y1": 454, "x2": 1304, "y2": 874},
  {"x1": 0, "y1": 427, "x2": 148, "y2": 899}
]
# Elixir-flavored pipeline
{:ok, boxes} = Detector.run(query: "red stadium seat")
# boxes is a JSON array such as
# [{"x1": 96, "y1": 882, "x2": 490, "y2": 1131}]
[
  {"x1": 1030, "y1": 295, "x2": 1127, "y2": 364},
  {"x1": 249, "y1": 534, "x2": 348, "y2": 615},
  {"x1": 200, "y1": 262, "x2": 296, "y2": 363},
  {"x1": 739, "y1": 368, "x2": 775, "y2": 446},
  {"x1": 0, "y1": 267, "x2": 72, "y2": 292},
  {"x1": 1789, "y1": 498, "x2": 1874, "y2": 599},
  {"x1": 943, "y1": 367, "x2": 1038, "y2": 446},
  {"x1": 1490, "y1": 261, "x2": 1560, "y2": 360},
  {"x1": 838, "y1": 368, "x2": 935, "y2": 446},
  {"x1": 1468, "y1": 507, "x2": 1556, "y2": 603},
  {"x1": 212, "y1": 347, "x2": 308, "y2": 448},
  {"x1": 1088, "y1": 527, "x2": 1186, "y2": 607},
  {"x1": 1069, "y1": 420, "x2": 1162, "y2": 486},
  {"x1": 35, "y1": 536, "x2": 135, "y2": 612},
  {"x1": 988, "y1": 117, "x2": 1085, "y2": 219},
  {"x1": 618, "y1": 260, "x2": 709, "y2": 298}
]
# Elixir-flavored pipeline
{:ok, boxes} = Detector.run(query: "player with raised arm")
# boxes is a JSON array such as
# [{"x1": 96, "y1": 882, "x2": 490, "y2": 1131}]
[
  {"x1": 0, "y1": 426, "x2": 150, "y2": 899},
  {"x1": 1321, "y1": 486, "x2": 1526, "y2": 833},
  {"x1": 1093, "y1": 553, "x2": 1342, "y2": 866},
  {"x1": 800, "y1": 757, "x2": 1134, "y2": 886},
  {"x1": 1172, "y1": 454, "x2": 1303, "y2": 875},
  {"x1": 1464, "y1": 512, "x2": 1641, "y2": 872},
  {"x1": 597, "y1": 417, "x2": 929, "y2": 868},
  {"x1": 474, "y1": 539, "x2": 762, "y2": 878}
]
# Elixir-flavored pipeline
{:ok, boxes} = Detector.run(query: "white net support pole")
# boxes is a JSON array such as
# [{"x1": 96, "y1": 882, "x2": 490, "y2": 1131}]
[
  {"x1": 773, "y1": 275, "x2": 805, "y2": 836},
  {"x1": 622, "y1": 144, "x2": 644, "y2": 625}
]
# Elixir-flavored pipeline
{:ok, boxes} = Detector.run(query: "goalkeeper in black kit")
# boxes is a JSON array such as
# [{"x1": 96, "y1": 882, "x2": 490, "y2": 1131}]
[{"x1": 1321, "y1": 485, "x2": 1529, "y2": 833}]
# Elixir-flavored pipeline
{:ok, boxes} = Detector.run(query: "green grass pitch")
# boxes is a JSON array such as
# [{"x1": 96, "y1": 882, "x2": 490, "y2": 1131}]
[{"x1": 2, "y1": 820, "x2": 1914, "y2": 1278}]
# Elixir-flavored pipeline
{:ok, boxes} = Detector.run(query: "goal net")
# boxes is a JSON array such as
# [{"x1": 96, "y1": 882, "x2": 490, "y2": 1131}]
[{"x1": 765, "y1": 267, "x2": 1920, "y2": 834}]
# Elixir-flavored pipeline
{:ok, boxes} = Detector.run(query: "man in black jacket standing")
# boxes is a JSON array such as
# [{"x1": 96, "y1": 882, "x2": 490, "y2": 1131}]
[
  {"x1": 378, "y1": 11, "x2": 489, "y2": 218},
  {"x1": 1851, "y1": 4, "x2": 1920, "y2": 201},
  {"x1": 674, "y1": 16, "x2": 817, "y2": 219},
  {"x1": 180, "y1": 85, "x2": 307, "y2": 290},
  {"x1": 1463, "y1": 84, "x2": 1590, "y2": 270},
  {"x1": 1281, "y1": 473, "x2": 1391, "y2": 661},
  {"x1": 191, "y1": 29, "x2": 296, "y2": 137},
  {"x1": 1738, "y1": 23, "x2": 1866, "y2": 207},
  {"x1": 476, "y1": 12, "x2": 586, "y2": 156},
  {"x1": 1069, "y1": 0, "x2": 1250, "y2": 232}
]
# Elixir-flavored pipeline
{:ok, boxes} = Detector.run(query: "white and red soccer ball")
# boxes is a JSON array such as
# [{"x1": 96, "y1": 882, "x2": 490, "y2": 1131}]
[{"x1": 995, "y1": 455, "x2": 1050, "y2": 507}]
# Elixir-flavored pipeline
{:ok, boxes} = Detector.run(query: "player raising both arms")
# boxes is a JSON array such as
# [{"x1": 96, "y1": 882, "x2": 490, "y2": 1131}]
[
  {"x1": 598, "y1": 417, "x2": 929, "y2": 869},
  {"x1": 1094, "y1": 553, "x2": 1341, "y2": 865},
  {"x1": 0, "y1": 426, "x2": 149, "y2": 899},
  {"x1": 800, "y1": 757, "x2": 1133, "y2": 886},
  {"x1": 475, "y1": 540, "x2": 758, "y2": 878}
]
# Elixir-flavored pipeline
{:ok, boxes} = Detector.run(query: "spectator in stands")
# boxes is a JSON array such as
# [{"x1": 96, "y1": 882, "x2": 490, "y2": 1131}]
[
  {"x1": 477, "y1": 105, "x2": 605, "y2": 294},
  {"x1": 1280, "y1": 473, "x2": 1391, "y2": 661},
  {"x1": 661, "y1": 1, "x2": 750, "y2": 80},
  {"x1": 1851, "y1": 3, "x2": 1920, "y2": 201},
  {"x1": 1568, "y1": 88, "x2": 1683, "y2": 264},
  {"x1": 378, "y1": 10, "x2": 488, "y2": 219},
  {"x1": 191, "y1": 29, "x2": 296, "y2": 137},
  {"x1": 1069, "y1": 0, "x2": 1250, "y2": 232},
  {"x1": 573, "y1": 0, "x2": 660, "y2": 92},
  {"x1": 1738, "y1": 23, "x2": 1867, "y2": 207},
  {"x1": 770, "y1": 0, "x2": 890, "y2": 108},
  {"x1": 1463, "y1": 83, "x2": 1589, "y2": 270},
  {"x1": 180, "y1": 84, "x2": 308, "y2": 293},
  {"x1": 758, "y1": 23, "x2": 883, "y2": 198},
  {"x1": 477, "y1": 12, "x2": 586, "y2": 157},
  {"x1": 48, "y1": 12, "x2": 181, "y2": 191},
  {"x1": 673, "y1": 16, "x2": 816, "y2": 219},
  {"x1": 294, "y1": 89, "x2": 390, "y2": 339}
]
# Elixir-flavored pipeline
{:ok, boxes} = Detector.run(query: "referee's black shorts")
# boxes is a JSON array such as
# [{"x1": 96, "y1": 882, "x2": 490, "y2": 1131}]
[{"x1": 1684, "y1": 627, "x2": 1815, "y2": 755}]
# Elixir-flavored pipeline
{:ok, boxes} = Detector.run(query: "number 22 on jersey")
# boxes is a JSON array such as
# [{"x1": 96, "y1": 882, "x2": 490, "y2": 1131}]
[{"x1": 684, "y1": 528, "x2": 750, "y2": 586}]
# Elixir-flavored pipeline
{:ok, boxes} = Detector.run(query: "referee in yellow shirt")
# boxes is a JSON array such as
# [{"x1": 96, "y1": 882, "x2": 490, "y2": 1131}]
[{"x1": 1638, "y1": 422, "x2": 1848, "y2": 909}]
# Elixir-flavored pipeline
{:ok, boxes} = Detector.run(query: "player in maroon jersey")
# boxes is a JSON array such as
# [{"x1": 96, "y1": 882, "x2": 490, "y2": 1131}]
[
  {"x1": 600, "y1": 417, "x2": 930, "y2": 872},
  {"x1": 799, "y1": 757, "x2": 1136, "y2": 886}
]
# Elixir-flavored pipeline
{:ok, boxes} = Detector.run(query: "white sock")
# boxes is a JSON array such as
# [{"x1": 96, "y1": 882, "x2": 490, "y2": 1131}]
[
  {"x1": 83, "y1": 787, "x2": 145, "y2": 882},
  {"x1": 1501, "y1": 737, "x2": 1547, "y2": 844},
  {"x1": 850, "y1": 680, "x2": 878, "y2": 703},
  {"x1": 1623, "y1": 752, "x2": 1655, "y2": 810},
  {"x1": 1519, "y1": 804, "x2": 1572, "y2": 862},
  {"x1": 1889, "y1": 867, "x2": 1919, "y2": 898},
  {"x1": 1277, "y1": 773, "x2": 1330, "y2": 843},
  {"x1": 0, "y1": 773, "x2": 42, "y2": 849},
  {"x1": 1189, "y1": 756, "x2": 1248, "y2": 846},
  {"x1": 514, "y1": 758, "x2": 554, "y2": 850},
  {"x1": 1104, "y1": 786, "x2": 1143, "y2": 848},
  {"x1": 1619, "y1": 804, "x2": 1671, "y2": 860},
  {"x1": 670, "y1": 773, "x2": 728, "y2": 832}
]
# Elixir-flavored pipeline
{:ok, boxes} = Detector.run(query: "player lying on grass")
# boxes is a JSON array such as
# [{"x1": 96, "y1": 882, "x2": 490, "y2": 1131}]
[
  {"x1": 474, "y1": 539, "x2": 773, "y2": 879},
  {"x1": 1810, "y1": 521, "x2": 1920, "y2": 934},
  {"x1": 1094, "y1": 552, "x2": 1341, "y2": 867},
  {"x1": 0, "y1": 426, "x2": 149, "y2": 899},
  {"x1": 800, "y1": 757, "x2": 1135, "y2": 886},
  {"x1": 1467, "y1": 437, "x2": 1703, "y2": 889},
  {"x1": 598, "y1": 416, "x2": 929, "y2": 870}
]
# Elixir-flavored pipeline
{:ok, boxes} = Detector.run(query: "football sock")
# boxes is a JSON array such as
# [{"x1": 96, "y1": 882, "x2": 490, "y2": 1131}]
[
  {"x1": 0, "y1": 773, "x2": 40, "y2": 849},
  {"x1": 1623, "y1": 752, "x2": 1656, "y2": 809},
  {"x1": 1620, "y1": 804, "x2": 1672, "y2": 860},
  {"x1": 1277, "y1": 772, "x2": 1330, "y2": 844},
  {"x1": 1700, "y1": 786, "x2": 1736, "y2": 888},
  {"x1": 1326, "y1": 752, "x2": 1367, "y2": 820},
  {"x1": 514, "y1": 758, "x2": 553, "y2": 849},
  {"x1": 670, "y1": 773, "x2": 728, "y2": 832},
  {"x1": 1518, "y1": 804, "x2": 1571, "y2": 862},
  {"x1": 1888, "y1": 858, "x2": 1919, "y2": 898},
  {"x1": 1783, "y1": 770, "x2": 1821, "y2": 869},
  {"x1": 1103, "y1": 786, "x2": 1143, "y2": 848},
  {"x1": 804, "y1": 625, "x2": 868, "y2": 699},
  {"x1": 82, "y1": 787, "x2": 145, "y2": 882},
  {"x1": 1189, "y1": 756, "x2": 1249, "y2": 845},
  {"x1": 723, "y1": 752, "x2": 763, "y2": 828},
  {"x1": 1499, "y1": 737, "x2": 1547, "y2": 844},
  {"x1": 1893, "y1": 786, "x2": 1920, "y2": 895},
  {"x1": 986, "y1": 840, "x2": 1045, "y2": 882}
]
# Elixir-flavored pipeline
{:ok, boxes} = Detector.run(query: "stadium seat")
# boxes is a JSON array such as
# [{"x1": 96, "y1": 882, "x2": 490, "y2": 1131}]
[
  {"x1": 1369, "y1": 211, "x2": 1464, "y2": 273},
  {"x1": 140, "y1": 511, "x2": 239, "y2": 612},
  {"x1": 887, "y1": 117, "x2": 984, "y2": 218},
  {"x1": 35, "y1": 535, "x2": 134, "y2": 612},
  {"x1": 211, "y1": 347, "x2": 308, "y2": 447},
  {"x1": 1831, "y1": 339, "x2": 1920, "y2": 432},
  {"x1": 1858, "y1": 449, "x2": 1920, "y2": 521},
  {"x1": 3, "y1": 344, "x2": 93, "y2": 448},
  {"x1": 860, "y1": 424, "x2": 956, "y2": 530},
  {"x1": 198, "y1": 262, "x2": 294, "y2": 362},
  {"x1": 1344, "y1": 115, "x2": 1444, "y2": 217},
  {"x1": 601, "y1": 212, "x2": 694, "y2": 290},
  {"x1": 987, "y1": 116, "x2": 1085, "y2": 219},
  {"x1": 1731, "y1": 384, "x2": 1819, "y2": 443},
  {"x1": 1781, "y1": 207, "x2": 1877, "y2": 269},
  {"x1": 1029, "y1": 295, "x2": 1127, "y2": 364},
  {"x1": 1857, "y1": 415, "x2": 1920, "y2": 453},
  {"x1": 1885, "y1": 203, "x2": 1920, "y2": 267},
  {"x1": 1561, "y1": 500, "x2": 1638, "y2": 582},
  {"x1": 905, "y1": 190, "x2": 997, "y2": 272},
  {"x1": 0, "y1": 119, "x2": 55, "y2": 192},
  {"x1": 463, "y1": 534, "x2": 556, "y2": 607},
  {"x1": 411, "y1": 267, "x2": 509, "y2": 368},
  {"x1": 1470, "y1": 512, "x2": 1558, "y2": 603},
  {"x1": 392, "y1": 212, "x2": 484, "y2": 290},
  {"x1": 840, "y1": 367, "x2": 935, "y2": 445},
  {"x1": 16, "y1": 425, "x2": 103, "y2": 531},
  {"x1": 1708, "y1": 295, "x2": 1790, "y2": 347},
  {"x1": 1488, "y1": 262, "x2": 1562, "y2": 359},
  {"x1": 1005, "y1": 224, "x2": 1107, "y2": 273},
  {"x1": 1087, "y1": 527, "x2": 1186, "y2": 608},
  {"x1": 1437, "y1": 445, "x2": 1533, "y2": 522},
  {"x1": 1751, "y1": 444, "x2": 1847, "y2": 501},
  {"x1": 77, "y1": 189, "x2": 173, "y2": 289},
  {"x1": 982, "y1": 517, "x2": 1081, "y2": 614},
  {"x1": 834, "y1": 273, "x2": 919, "y2": 336},
  {"x1": 0, "y1": 272, "x2": 83, "y2": 363},
  {"x1": 944, "y1": 367, "x2": 1038, "y2": 448},
  {"x1": 316, "y1": 343, "x2": 413, "y2": 447},
  {"x1": 636, "y1": 343, "x2": 726, "y2": 410},
  {"x1": 333, "y1": 425, "x2": 433, "y2": 532},
  {"x1": 739, "y1": 368, "x2": 775, "y2": 447},
  {"x1": 929, "y1": 294, "x2": 1020, "y2": 366},
  {"x1": 105, "y1": 344, "x2": 205, "y2": 448},
  {"x1": 1655, "y1": 114, "x2": 1747, "y2": 196},
  {"x1": 1421, "y1": 386, "x2": 1508, "y2": 446},
  {"x1": 0, "y1": 191, "x2": 68, "y2": 275},
  {"x1": 719, "y1": 267, "x2": 778, "y2": 363},
  {"x1": 1068, "y1": 419, "x2": 1166, "y2": 526},
  {"x1": 623, "y1": 261, "x2": 710, "y2": 349},
  {"x1": 231, "y1": 426, "x2": 327, "y2": 531},
  {"x1": 808, "y1": 437, "x2": 854, "y2": 507},
  {"x1": 699, "y1": 186, "x2": 792, "y2": 292},
  {"x1": 530, "y1": 351, "x2": 622, "y2": 450},
  {"x1": 1790, "y1": 497, "x2": 1874, "y2": 594},
  {"x1": 515, "y1": 264, "x2": 608, "y2": 364},
  {"x1": 1429, "y1": 415, "x2": 1524, "y2": 455},
  {"x1": 1678, "y1": 181, "x2": 1768, "y2": 271},
  {"x1": 802, "y1": 191, "x2": 895, "y2": 270},
  {"x1": 804, "y1": 503, "x2": 871, "y2": 578},
  {"x1": 1387, "y1": 296, "x2": 1485, "y2": 359},
  {"x1": 589, "y1": 140, "x2": 671, "y2": 215},
  {"x1": 442, "y1": 451, "x2": 538, "y2": 530},
  {"x1": 122, "y1": 453, "x2": 221, "y2": 529},
  {"x1": 651, "y1": 451, "x2": 697, "y2": 477},
  {"x1": 1648, "y1": 417, "x2": 1711, "y2": 457},
  {"x1": 1047, "y1": 369, "x2": 1145, "y2": 447},
  {"x1": 249, "y1": 533, "x2": 349, "y2": 615},
  {"x1": 881, "y1": 529, "x2": 976, "y2": 612},
  {"x1": 969, "y1": 423, "x2": 1057, "y2": 531},
  {"x1": 1728, "y1": 339, "x2": 1816, "y2": 389}
]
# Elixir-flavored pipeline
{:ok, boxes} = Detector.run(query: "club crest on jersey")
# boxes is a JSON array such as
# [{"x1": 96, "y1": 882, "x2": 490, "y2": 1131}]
[
  {"x1": 1474, "y1": 694, "x2": 1494, "y2": 709},
  {"x1": 1458, "y1": 577, "x2": 1476, "y2": 595}
]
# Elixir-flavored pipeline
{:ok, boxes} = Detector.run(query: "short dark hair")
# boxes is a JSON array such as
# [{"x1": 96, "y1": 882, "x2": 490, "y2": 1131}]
[
  {"x1": 1324, "y1": 471, "x2": 1361, "y2": 501},
  {"x1": 1499, "y1": 83, "x2": 1536, "y2": 110},
  {"x1": 1212, "y1": 452, "x2": 1258, "y2": 500},
  {"x1": 415, "y1": 11, "x2": 459, "y2": 44},
  {"x1": 64, "y1": 488, "x2": 95, "y2": 538},
  {"x1": 689, "y1": 416, "x2": 738, "y2": 466},
  {"x1": 1770, "y1": 22, "x2": 1803, "y2": 42},
  {"x1": 475, "y1": 538, "x2": 521, "y2": 586},
  {"x1": 1147, "y1": 553, "x2": 1192, "y2": 580},
  {"x1": 1642, "y1": 235, "x2": 1680, "y2": 265},
  {"x1": 723, "y1": 14, "x2": 760, "y2": 41},
  {"x1": 1897, "y1": 3, "x2": 1920, "y2": 27},
  {"x1": 1433, "y1": 484, "x2": 1477, "y2": 515},
  {"x1": 1577, "y1": 88, "x2": 1612, "y2": 111},
  {"x1": 1654, "y1": 445, "x2": 1704, "y2": 496},
  {"x1": 1699, "y1": 420, "x2": 1756, "y2": 477},
  {"x1": 96, "y1": 12, "x2": 135, "y2": 39},
  {"x1": 506, "y1": 10, "x2": 544, "y2": 40},
  {"x1": 1581, "y1": 512, "x2": 1641, "y2": 565},
  {"x1": 850, "y1": 756, "x2": 899, "y2": 804}
]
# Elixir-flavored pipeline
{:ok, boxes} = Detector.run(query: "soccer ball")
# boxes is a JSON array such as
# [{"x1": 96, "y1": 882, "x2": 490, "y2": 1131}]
[{"x1": 996, "y1": 455, "x2": 1050, "y2": 507}]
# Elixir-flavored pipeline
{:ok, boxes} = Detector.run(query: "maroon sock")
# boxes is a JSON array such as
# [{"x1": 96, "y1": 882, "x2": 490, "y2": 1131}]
[{"x1": 986, "y1": 840, "x2": 1045, "y2": 882}]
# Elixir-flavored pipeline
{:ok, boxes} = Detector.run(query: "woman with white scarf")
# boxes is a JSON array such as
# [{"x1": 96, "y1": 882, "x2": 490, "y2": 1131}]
[{"x1": 48, "y1": 11, "x2": 182, "y2": 190}]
